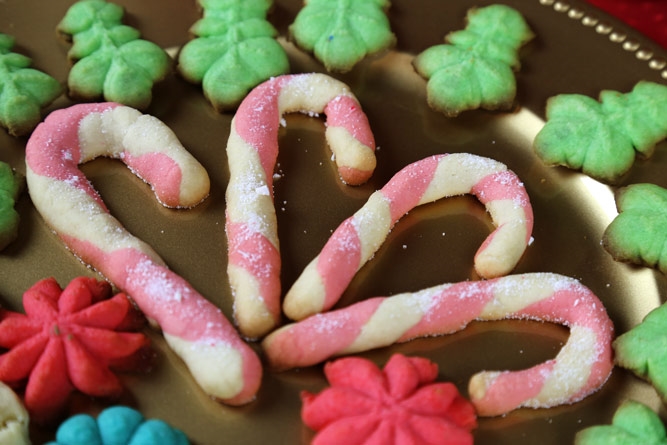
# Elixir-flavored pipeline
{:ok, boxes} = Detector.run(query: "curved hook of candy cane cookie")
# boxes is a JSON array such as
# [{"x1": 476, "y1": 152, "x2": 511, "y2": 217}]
[
  {"x1": 283, "y1": 153, "x2": 534, "y2": 321},
  {"x1": 25, "y1": 103, "x2": 262, "y2": 405},
  {"x1": 225, "y1": 73, "x2": 377, "y2": 339},
  {"x1": 264, "y1": 273, "x2": 613, "y2": 416}
]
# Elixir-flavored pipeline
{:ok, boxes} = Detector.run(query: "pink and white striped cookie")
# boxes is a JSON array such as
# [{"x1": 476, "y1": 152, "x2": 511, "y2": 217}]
[
  {"x1": 225, "y1": 73, "x2": 377, "y2": 338},
  {"x1": 263, "y1": 272, "x2": 614, "y2": 416},
  {"x1": 283, "y1": 153, "x2": 534, "y2": 321},
  {"x1": 25, "y1": 103, "x2": 262, "y2": 405}
]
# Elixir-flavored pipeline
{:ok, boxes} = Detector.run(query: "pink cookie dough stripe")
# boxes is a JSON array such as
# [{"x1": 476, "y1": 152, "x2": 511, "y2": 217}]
[
  {"x1": 25, "y1": 103, "x2": 122, "y2": 207},
  {"x1": 472, "y1": 171, "x2": 527, "y2": 203},
  {"x1": 517, "y1": 288, "x2": 612, "y2": 331},
  {"x1": 233, "y1": 78, "x2": 287, "y2": 183},
  {"x1": 123, "y1": 152, "x2": 183, "y2": 206},
  {"x1": 475, "y1": 364, "x2": 554, "y2": 413},
  {"x1": 26, "y1": 102, "x2": 121, "y2": 179},
  {"x1": 472, "y1": 170, "x2": 534, "y2": 242},
  {"x1": 227, "y1": 221, "x2": 282, "y2": 316},
  {"x1": 317, "y1": 219, "x2": 363, "y2": 309},
  {"x1": 399, "y1": 281, "x2": 495, "y2": 340},
  {"x1": 380, "y1": 155, "x2": 439, "y2": 220},
  {"x1": 323, "y1": 95, "x2": 375, "y2": 148},
  {"x1": 262, "y1": 298, "x2": 384, "y2": 370}
]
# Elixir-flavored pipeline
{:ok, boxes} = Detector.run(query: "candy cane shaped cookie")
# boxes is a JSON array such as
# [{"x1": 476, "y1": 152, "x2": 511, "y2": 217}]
[
  {"x1": 25, "y1": 103, "x2": 262, "y2": 405},
  {"x1": 226, "y1": 73, "x2": 376, "y2": 338},
  {"x1": 264, "y1": 273, "x2": 614, "y2": 416},
  {"x1": 283, "y1": 153, "x2": 533, "y2": 320}
]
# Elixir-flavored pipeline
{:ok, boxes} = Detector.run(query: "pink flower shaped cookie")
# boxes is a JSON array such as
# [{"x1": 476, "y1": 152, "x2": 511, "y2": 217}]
[
  {"x1": 302, "y1": 354, "x2": 477, "y2": 445},
  {"x1": 0, "y1": 277, "x2": 149, "y2": 423}
]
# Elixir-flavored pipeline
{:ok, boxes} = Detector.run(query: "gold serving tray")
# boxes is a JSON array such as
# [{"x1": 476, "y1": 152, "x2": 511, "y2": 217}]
[{"x1": 1, "y1": 0, "x2": 666, "y2": 443}]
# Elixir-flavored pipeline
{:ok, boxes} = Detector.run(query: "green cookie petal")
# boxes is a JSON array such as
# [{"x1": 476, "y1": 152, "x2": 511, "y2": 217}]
[
  {"x1": 575, "y1": 401, "x2": 667, "y2": 445},
  {"x1": 202, "y1": 38, "x2": 288, "y2": 111},
  {"x1": 0, "y1": 33, "x2": 62, "y2": 136},
  {"x1": 68, "y1": 50, "x2": 113, "y2": 98},
  {"x1": 603, "y1": 184, "x2": 667, "y2": 274},
  {"x1": 0, "y1": 161, "x2": 22, "y2": 250},
  {"x1": 614, "y1": 302, "x2": 667, "y2": 402}
]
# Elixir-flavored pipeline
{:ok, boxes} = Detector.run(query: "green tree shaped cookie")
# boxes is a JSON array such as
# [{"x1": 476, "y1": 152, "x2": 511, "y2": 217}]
[
  {"x1": 413, "y1": 4, "x2": 533, "y2": 116},
  {"x1": 57, "y1": 0, "x2": 170, "y2": 110},
  {"x1": 602, "y1": 183, "x2": 667, "y2": 274},
  {"x1": 0, "y1": 161, "x2": 22, "y2": 251},
  {"x1": 575, "y1": 400, "x2": 667, "y2": 445},
  {"x1": 534, "y1": 81, "x2": 667, "y2": 183},
  {"x1": 0, "y1": 34, "x2": 62, "y2": 136},
  {"x1": 177, "y1": 0, "x2": 289, "y2": 111},
  {"x1": 613, "y1": 302, "x2": 667, "y2": 401},
  {"x1": 289, "y1": 0, "x2": 395, "y2": 73}
]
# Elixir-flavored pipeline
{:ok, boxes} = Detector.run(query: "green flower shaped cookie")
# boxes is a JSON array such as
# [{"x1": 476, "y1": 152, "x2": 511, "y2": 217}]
[
  {"x1": 534, "y1": 81, "x2": 667, "y2": 183},
  {"x1": 575, "y1": 400, "x2": 667, "y2": 445},
  {"x1": 413, "y1": 4, "x2": 533, "y2": 116},
  {"x1": 177, "y1": 0, "x2": 289, "y2": 111},
  {"x1": 613, "y1": 301, "x2": 667, "y2": 401},
  {"x1": 602, "y1": 183, "x2": 667, "y2": 274},
  {"x1": 289, "y1": 0, "x2": 395, "y2": 73},
  {"x1": 0, "y1": 33, "x2": 62, "y2": 136},
  {"x1": 57, "y1": 0, "x2": 171, "y2": 110},
  {"x1": 0, "y1": 161, "x2": 22, "y2": 251}
]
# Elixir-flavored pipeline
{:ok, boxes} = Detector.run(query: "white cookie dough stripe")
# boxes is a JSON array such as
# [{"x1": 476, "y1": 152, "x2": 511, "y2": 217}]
[
  {"x1": 283, "y1": 153, "x2": 534, "y2": 321},
  {"x1": 25, "y1": 103, "x2": 262, "y2": 405},
  {"x1": 225, "y1": 73, "x2": 376, "y2": 339},
  {"x1": 0, "y1": 382, "x2": 29, "y2": 445},
  {"x1": 263, "y1": 273, "x2": 613, "y2": 416}
]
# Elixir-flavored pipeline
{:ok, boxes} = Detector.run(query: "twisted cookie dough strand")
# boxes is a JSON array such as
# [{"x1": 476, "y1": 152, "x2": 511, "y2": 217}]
[
  {"x1": 264, "y1": 273, "x2": 614, "y2": 416},
  {"x1": 25, "y1": 103, "x2": 262, "y2": 405},
  {"x1": 283, "y1": 153, "x2": 534, "y2": 320},
  {"x1": 226, "y1": 73, "x2": 376, "y2": 338}
]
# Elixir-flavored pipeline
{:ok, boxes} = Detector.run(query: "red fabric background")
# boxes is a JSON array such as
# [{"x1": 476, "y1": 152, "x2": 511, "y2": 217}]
[{"x1": 584, "y1": 0, "x2": 667, "y2": 49}]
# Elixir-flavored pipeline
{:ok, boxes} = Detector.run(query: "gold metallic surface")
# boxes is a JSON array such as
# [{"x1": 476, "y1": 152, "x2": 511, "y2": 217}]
[{"x1": 1, "y1": 0, "x2": 666, "y2": 443}]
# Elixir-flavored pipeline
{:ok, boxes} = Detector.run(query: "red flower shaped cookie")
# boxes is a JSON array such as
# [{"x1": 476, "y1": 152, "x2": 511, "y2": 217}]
[
  {"x1": 0, "y1": 277, "x2": 149, "y2": 422},
  {"x1": 301, "y1": 354, "x2": 477, "y2": 445}
]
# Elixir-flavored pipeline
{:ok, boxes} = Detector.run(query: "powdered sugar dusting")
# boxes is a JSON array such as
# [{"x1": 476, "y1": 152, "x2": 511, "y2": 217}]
[
  {"x1": 228, "y1": 169, "x2": 275, "y2": 239},
  {"x1": 312, "y1": 311, "x2": 352, "y2": 335},
  {"x1": 128, "y1": 257, "x2": 192, "y2": 304},
  {"x1": 399, "y1": 285, "x2": 446, "y2": 314}
]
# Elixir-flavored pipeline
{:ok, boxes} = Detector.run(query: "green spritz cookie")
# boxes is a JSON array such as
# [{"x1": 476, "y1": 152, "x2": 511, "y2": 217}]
[
  {"x1": 534, "y1": 81, "x2": 667, "y2": 183},
  {"x1": 603, "y1": 183, "x2": 667, "y2": 274},
  {"x1": 0, "y1": 33, "x2": 62, "y2": 136},
  {"x1": 289, "y1": 0, "x2": 395, "y2": 73},
  {"x1": 613, "y1": 301, "x2": 667, "y2": 401},
  {"x1": 413, "y1": 4, "x2": 533, "y2": 116},
  {"x1": 575, "y1": 400, "x2": 667, "y2": 445},
  {"x1": 0, "y1": 161, "x2": 22, "y2": 251},
  {"x1": 57, "y1": 0, "x2": 171, "y2": 110},
  {"x1": 177, "y1": 0, "x2": 289, "y2": 111}
]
